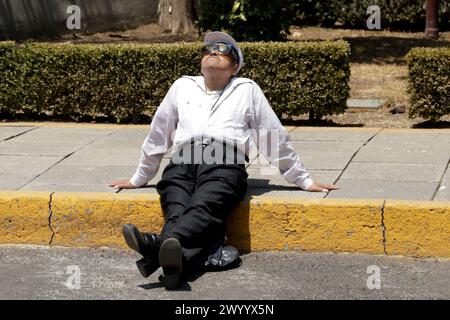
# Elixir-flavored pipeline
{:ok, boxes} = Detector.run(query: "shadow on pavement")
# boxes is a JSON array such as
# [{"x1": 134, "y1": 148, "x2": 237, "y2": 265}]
[
  {"x1": 138, "y1": 267, "x2": 207, "y2": 291},
  {"x1": 138, "y1": 280, "x2": 192, "y2": 292},
  {"x1": 247, "y1": 179, "x2": 308, "y2": 196},
  {"x1": 413, "y1": 120, "x2": 450, "y2": 129},
  {"x1": 342, "y1": 36, "x2": 450, "y2": 64},
  {"x1": 281, "y1": 118, "x2": 364, "y2": 127}
]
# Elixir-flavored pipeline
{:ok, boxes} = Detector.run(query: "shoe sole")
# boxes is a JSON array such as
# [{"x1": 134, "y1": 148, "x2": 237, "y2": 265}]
[
  {"x1": 159, "y1": 238, "x2": 183, "y2": 290},
  {"x1": 122, "y1": 224, "x2": 145, "y2": 255}
]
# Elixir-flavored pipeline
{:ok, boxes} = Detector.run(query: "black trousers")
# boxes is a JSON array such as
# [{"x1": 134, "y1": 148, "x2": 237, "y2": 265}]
[{"x1": 156, "y1": 154, "x2": 248, "y2": 261}]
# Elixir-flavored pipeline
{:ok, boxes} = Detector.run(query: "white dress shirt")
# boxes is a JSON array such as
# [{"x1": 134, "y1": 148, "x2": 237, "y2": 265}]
[{"x1": 130, "y1": 75, "x2": 314, "y2": 190}]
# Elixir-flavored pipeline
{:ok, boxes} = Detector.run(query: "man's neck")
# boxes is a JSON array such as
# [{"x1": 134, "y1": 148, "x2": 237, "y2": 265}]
[{"x1": 204, "y1": 75, "x2": 232, "y2": 92}]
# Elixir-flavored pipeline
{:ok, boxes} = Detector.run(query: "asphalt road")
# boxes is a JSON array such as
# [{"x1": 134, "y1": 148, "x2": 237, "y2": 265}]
[{"x1": 0, "y1": 244, "x2": 448, "y2": 300}]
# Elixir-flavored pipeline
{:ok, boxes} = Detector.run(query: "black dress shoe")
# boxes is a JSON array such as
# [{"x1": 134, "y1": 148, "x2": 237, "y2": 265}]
[
  {"x1": 122, "y1": 224, "x2": 160, "y2": 256},
  {"x1": 159, "y1": 238, "x2": 183, "y2": 290},
  {"x1": 122, "y1": 224, "x2": 161, "y2": 278}
]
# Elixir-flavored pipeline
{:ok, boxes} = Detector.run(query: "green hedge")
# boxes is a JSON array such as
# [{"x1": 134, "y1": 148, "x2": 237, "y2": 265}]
[
  {"x1": 0, "y1": 41, "x2": 350, "y2": 122},
  {"x1": 294, "y1": 0, "x2": 450, "y2": 31},
  {"x1": 407, "y1": 47, "x2": 450, "y2": 122}
]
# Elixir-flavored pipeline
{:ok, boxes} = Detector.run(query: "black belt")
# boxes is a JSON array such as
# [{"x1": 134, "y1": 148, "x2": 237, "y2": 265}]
[{"x1": 172, "y1": 137, "x2": 249, "y2": 164}]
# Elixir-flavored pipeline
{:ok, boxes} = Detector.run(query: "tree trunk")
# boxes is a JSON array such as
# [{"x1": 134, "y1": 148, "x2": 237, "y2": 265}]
[{"x1": 158, "y1": 0, "x2": 196, "y2": 35}]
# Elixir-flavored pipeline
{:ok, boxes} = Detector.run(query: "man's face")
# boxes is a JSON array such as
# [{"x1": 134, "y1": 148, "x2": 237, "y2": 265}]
[{"x1": 201, "y1": 43, "x2": 238, "y2": 77}]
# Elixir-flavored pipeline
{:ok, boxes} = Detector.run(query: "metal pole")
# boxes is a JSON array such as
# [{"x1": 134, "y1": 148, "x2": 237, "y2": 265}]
[{"x1": 425, "y1": 0, "x2": 439, "y2": 38}]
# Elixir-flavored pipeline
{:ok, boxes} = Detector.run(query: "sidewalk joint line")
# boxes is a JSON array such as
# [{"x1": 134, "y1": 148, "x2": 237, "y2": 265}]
[
  {"x1": 325, "y1": 128, "x2": 384, "y2": 198},
  {"x1": 18, "y1": 152, "x2": 77, "y2": 189},
  {"x1": 18, "y1": 130, "x2": 118, "y2": 189},
  {"x1": 431, "y1": 156, "x2": 450, "y2": 201},
  {"x1": 246, "y1": 152, "x2": 260, "y2": 169},
  {"x1": 1, "y1": 126, "x2": 39, "y2": 142},
  {"x1": 48, "y1": 192, "x2": 55, "y2": 245}
]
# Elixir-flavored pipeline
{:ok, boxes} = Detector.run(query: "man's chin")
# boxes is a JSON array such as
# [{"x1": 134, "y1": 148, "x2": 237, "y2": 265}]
[
  {"x1": 201, "y1": 65, "x2": 230, "y2": 74},
  {"x1": 202, "y1": 60, "x2": 222, "y2": 67}
]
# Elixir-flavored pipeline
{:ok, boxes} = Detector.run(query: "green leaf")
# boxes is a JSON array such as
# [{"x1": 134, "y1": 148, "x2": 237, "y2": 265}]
[{"x1": 231, "y1": 1, "x2": 240, "y2": 13}]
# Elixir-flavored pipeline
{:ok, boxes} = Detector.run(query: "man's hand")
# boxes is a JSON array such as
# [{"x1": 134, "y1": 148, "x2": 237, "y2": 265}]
[
  {"x1": 109, "y1": 179, "x2": 137, "y2": 190},
  {"x1": 307, "y1": 182, "x2": 339, "y2": 193}
]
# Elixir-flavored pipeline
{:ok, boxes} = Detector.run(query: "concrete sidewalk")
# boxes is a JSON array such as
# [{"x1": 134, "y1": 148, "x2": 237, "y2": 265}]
[
  {"x1": 0, "y1": 122, "x2": 449, "y2": 201},
  {"x1": 0, "y1": 122, "x2": 449, "y2": 259}
]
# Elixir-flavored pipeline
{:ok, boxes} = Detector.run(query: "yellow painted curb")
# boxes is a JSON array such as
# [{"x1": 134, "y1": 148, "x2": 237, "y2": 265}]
[
  {"x1": 383, "y1": 200, "x2": 450, "y2": 258},
  {"x1": 51, "y1": 192, "x2": 164, "y2": 247},
  {"x1": 0, "y1": 191, "x2": 53, "y2": 245},
  {"x1": 0, "y1": 191, "x2": 449, "y2": 258},
  {"x1": 226, "y1": 198, "x2": 385, "y2": 255}
]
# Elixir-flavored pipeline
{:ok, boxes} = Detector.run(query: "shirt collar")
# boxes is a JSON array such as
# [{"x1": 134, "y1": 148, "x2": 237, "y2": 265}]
[
  {"x1": 181, "y1": 75, "x2": 253, "y2": 115},
  {"x1": 181, "y1": 75, "x2": 252, "y2": 93}
]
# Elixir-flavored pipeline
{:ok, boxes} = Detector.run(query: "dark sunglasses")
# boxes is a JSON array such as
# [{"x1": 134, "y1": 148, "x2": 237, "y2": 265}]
[{"x1": 203, "y1": 43, "x2": 239, "y2": 64}]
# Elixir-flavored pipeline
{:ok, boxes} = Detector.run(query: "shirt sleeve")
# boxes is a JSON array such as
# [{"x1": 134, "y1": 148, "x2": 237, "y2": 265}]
[
  {"x1": 249, "y1": 83, "x2": 314, "y2": 191},
  {"x1": 130, "y1": 81, "x2": 179, "y2": 187}
]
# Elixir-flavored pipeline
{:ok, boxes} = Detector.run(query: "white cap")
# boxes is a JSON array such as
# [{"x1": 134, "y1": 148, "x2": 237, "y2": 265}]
[{"x1": 204, "y1": 31, "x2": 244, "y2": 73}]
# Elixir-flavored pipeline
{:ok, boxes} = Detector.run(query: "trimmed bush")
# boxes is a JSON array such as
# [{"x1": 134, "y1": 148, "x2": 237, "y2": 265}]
[
  {"x1": 241, "y1": 41, "x2": 351, "y2": 119},
  {"x1": 406, "y1": 47, "x2": 450, "y2": 122},
  {"x1": 0, "y1": 42, "x2": 200, "y2": 122},
  {"x1": 196, "y1": 0, "x2": 296, "y2": 41},
  {"x1": 294, "y1": 0, "x2": 450, "y2": 31},
  {"x1": 0, "y1": 41, "x2": 350, "y2": 122}
]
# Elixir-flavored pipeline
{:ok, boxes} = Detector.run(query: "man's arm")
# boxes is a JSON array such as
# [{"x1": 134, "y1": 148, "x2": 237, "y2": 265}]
[
  {"x1": 110, "y1": 81, "x2": 179, "y2": 189},
  {"x1": 130, "y1": 82, "x2": 179, "y2": 187},
  {"x1": 249, "y1": 83, "x2": 338, "y2": 192}
]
